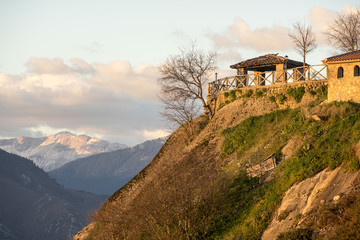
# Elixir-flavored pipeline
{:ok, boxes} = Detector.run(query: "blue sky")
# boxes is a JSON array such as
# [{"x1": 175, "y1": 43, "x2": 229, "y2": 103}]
[{"x1": 0, "y1": 0, "x2": 359, "y2": 145}]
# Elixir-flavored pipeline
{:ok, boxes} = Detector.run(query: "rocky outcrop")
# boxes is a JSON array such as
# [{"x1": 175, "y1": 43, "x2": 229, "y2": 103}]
[{"x1": 262, "y1": 166, "x2": 360, "y2": 240}]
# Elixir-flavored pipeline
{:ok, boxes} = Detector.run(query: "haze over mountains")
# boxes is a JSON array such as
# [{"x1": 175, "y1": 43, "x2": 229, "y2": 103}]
[
  {"x1": 49, "y1": 137, "x2": 167, "y2": 195},
  {"x1": 0, "y1": 149, "x2": 106, "y2": 240},
  {"x1": 0, "y1": 132, "x2": 127, "y2": 171}
]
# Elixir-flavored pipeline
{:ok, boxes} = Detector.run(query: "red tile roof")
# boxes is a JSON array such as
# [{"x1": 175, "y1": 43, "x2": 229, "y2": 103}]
[
  {"x1": 230, "y1": 54, "x2": 304, "y2": 69},
  {"x1": 323, "y1": 50, "x2": 360, "y2": 63}
]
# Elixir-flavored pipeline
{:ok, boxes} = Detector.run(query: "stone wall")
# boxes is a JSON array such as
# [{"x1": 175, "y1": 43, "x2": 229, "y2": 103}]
[
  {"x1": 206, "y1": 80, "x2": 328, "y2": 113},
  {"x1": 327, "y1": 62, "x2": 360, "y2": 102}
]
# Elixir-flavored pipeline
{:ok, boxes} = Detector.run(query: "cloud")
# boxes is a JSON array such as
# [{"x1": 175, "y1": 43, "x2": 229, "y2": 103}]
[
  {"x1": 26, "y1": 57, "x2": 72, "y2": 74},
  {"x1": 210, "y1": 18, "x2": 293, "y2": 52},
  {"x1": 309, "y1": 6, "x2": 337, "y2": 44},
  {"x1": 0, "y1": 58, "x2": 163, "y2": 145}
]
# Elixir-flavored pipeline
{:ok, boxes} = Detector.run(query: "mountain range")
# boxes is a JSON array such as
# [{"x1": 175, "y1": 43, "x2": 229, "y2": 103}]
[
  {"x1": 0, "y1": 132, "x2": 127, "y2": 171},
  {"x1": 0, "y1": 149, "x2": 106, "y2": 240},
  {"x1": 49, "y1": 137, "x2": 167, "y2": 195}
]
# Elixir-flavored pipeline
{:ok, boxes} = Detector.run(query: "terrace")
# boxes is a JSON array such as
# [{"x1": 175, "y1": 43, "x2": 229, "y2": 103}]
[{"x1": 208, "y1": 54, "x2": 327, "y2": 96}]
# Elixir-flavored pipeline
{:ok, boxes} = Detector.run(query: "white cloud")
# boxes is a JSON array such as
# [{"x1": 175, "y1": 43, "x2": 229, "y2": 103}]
[
  {"x1": 0, "y1": 58, "x2": 164, "y2": 145},
  {"x1": 26, "y1": 57, "x2": 72, "y2": 74},
  {"x1": 211, "y1": 17, "x2": 293, "y2": 52},
  {"x1": 309, "y1": 6, "x2": 337, "y2": 44}
]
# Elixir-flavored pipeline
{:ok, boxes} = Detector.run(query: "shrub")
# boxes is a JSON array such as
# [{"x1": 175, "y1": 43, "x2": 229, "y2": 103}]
[
  {"x1": 276, "y1": 94, "x2": 286, "y2": 104},
  {"x1": 225, "y1": 100, "x2": 230, "y2": 105},
  {"x1": 316, "y1": 85, "x2": 328, "y2": 100},
  {"x1": 309, "y1": 90, "x2": 316, "y2": 96},
  {"x1": 255, "y1": 91, "x2": 264, "y2": 98},
  {"x1": 217, "y1": 102, "x2": 225, "y2": 110},
  {"x1": 230, "y1": 90, "x2": 237, "y2": 101},
  {"x1": 244, "y1": 89, "x2": 253, "y2": 98},
  {"x1": 286, "y1": 86, "x2": 305, "y2": 103},
  {"x1": 224, "y1": 92, "x2": 229, "y2": 98},
  {"x1": 269, "y1": 96, "x2": 276, "y2": 103}
]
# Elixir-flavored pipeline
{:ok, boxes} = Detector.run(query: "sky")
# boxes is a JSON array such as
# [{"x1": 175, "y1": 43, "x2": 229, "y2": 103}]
[{"x1": 0, "y1": 0, "x2": 359, "y2": 146}]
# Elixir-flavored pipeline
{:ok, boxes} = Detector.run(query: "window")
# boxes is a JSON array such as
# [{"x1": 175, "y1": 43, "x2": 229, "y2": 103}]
[
  {"x1": 337, "y1": 67, "x2": 344, "y2": 78},
  {"x1": 355, "y1": 65, "x2": 360, "y2": 77}
]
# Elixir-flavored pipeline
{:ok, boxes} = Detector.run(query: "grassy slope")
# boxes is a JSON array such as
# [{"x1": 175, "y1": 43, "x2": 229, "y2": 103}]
[
  {"x1": 218, "y1": 101, "x2": 360, "y2": 239},
  {"x1": 83, "y1": 89, "x2": 360, "y2": 239}
]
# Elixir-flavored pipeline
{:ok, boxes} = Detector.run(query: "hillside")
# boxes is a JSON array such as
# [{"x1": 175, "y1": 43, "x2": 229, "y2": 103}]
[
  {"x1": 0, "y1": 132, "x2": 126, "y2": 171},
  {"x1": 49, "y1": 137, "x2": 166, "y2": 195},
  {"x1": 0, "y1": 149, "x2": 106, "y2": 240},
  {"x1": 74, "y1": 87, "x2": 360, "y2": 240}
]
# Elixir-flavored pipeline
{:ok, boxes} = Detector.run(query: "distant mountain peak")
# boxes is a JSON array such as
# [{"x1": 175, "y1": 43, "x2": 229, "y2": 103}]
[{"x1": 0, "y1": 132, "x2": 127, "y2": 171}]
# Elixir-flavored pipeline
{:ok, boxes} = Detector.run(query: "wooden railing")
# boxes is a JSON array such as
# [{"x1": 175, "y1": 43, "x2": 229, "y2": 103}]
[{"x1": 208, "y1": 64, "x2": 327, "y2": 95}]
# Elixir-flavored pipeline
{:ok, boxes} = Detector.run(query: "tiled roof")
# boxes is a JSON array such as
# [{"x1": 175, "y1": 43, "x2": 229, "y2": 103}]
[
  {"x1": 323, "y1": 50, "x2": 360, "y2": 63},
  {"x1": 230, "y1": 54, "x2": 304, "y2": 69}
]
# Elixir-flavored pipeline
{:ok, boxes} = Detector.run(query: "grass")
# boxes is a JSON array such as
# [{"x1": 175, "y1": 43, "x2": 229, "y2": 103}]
[{"x1": 212, "y1": 101, "x2": 360, "y2": 239}]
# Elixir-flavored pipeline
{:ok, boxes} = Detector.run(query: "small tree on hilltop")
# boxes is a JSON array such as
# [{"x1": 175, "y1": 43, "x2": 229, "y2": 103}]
[
  {"x1": 288, "y1": 22, "x2": 317, "y2": 65},
  {"x1": 326, "y1": 9, "x2": 360, "y2": 52},
  {"x1": 158, "y1": 43, "x2": 217, "y2": 136}
]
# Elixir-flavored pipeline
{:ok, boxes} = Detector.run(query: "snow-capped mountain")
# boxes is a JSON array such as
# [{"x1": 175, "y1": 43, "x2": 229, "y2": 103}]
[
  {"x1": 49, "y1": 137, "x2": 167, "y2": 195},
  {"x1": 0, "y1": 132, "x2": 127, "y2": 171}
]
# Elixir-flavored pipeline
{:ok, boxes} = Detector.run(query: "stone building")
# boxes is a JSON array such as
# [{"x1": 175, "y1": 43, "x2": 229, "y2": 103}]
[{"x1": 323, "y1": 50, "x2": 360, "y2": 102}]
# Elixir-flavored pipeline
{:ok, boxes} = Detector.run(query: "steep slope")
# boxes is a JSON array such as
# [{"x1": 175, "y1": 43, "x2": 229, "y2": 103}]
[
  {"x1": 49, "y1": 137, "x2": 166, "y2": 195},
  {"x1": 75, "y1": 89, "x2": 360, "y2": 240},
  {"x1": 74, "y1": 96, "x2": 280, "y2": 239},
  {"x1": 0, "y1": 149, "x2": 106, "y2": 240},
  {"x1": 0, "y1": 131, "x2": 126, "y2": 171}
]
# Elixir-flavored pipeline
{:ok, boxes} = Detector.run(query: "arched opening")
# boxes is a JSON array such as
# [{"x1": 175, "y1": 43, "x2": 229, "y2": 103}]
[
  {"x1": 355, "y1": 65, "x2": 360, "y2": 77},
  {"x1": 337, "y1": 67, "x2": 344, "y2": 78}
]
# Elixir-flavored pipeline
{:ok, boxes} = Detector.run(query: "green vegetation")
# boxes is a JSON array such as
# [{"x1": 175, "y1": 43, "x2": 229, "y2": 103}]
[
  {"x1": 316, "y1": 85, "x2": 328, "y2": 100},
  {"x1": 243, "y1": 89, "x2": 253, "y2": 98},
  {"x1": 213, "y1": 102, "x2": 360, "y2": 239},
  {"x1": 218, "y1": 102, "x2": 226, "y2": 110},
  {"x1": 229, "y1": 90, "x2": 237, "y2": 102},
  {"x1": 89, "y1": 100, "x2": 360, "y2": 240},
  {"x1": 269, "y1": 95, "x2": 276, "y2": 102},
  {"x1": 224, "y1": 92, "x2": 229, "y2": 98},
  {"x1": 276, "y1": 93, "x2": 286, "y2": 104},
  {"x1": 255, "y1": 90, "x2": 264, "y2": 98},
  {"x1": 286, "y1": 86, "x2": 305, "y2": 103}
]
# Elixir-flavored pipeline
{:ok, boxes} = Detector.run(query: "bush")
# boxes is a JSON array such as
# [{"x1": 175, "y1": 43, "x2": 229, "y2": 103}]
[
  {"x1": 276, "y1": 94, "x2": 286, "y2": 104},
  {"x1": 225, "y1": 100, "x2": 230, "y2": 105},
  {"x1": 217, "y1": 102, "x2": 225, "y2": 110},
  {"x1": 309, "y1": 90, "x2": 316, "y2": 96},
  {"x1": 244, "y1": 89, "x2": 253, "y2": 98},
  {"x1": 224, "y1": 92, "x2": 229, "y2": 98},
  {"x1": 316, "y1": 85, "x2": 328, "y2": 100},
  {"x1": 255, "y1": 91, "x2": 264, "y2": 98},
  {"x1": 269, "y1": 96, "x2": 276, "y2": 103},
  {"x1": 286, "y1": 87, "x2": 305, "y2": 103},
  {"x1": 230, "y1": 90, "x2": 237, "y2": 101}
]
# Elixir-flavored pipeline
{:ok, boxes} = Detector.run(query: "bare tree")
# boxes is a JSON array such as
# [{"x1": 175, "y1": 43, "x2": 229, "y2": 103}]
[
  {"x1": 158, "y1": 92, "x2": 200, "y2": 138},
  {"x1": 288, "y1": 22, "x2": 317, "y2": 65},
  {"x1": 158, "y1": 43, "x2": 217, "y2": 135},
  {"x1": 326, "y1": 9, "x2": 360, "y2": 52}
]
